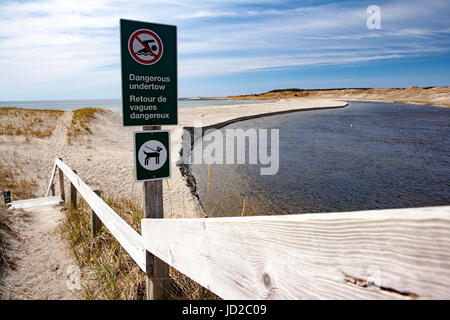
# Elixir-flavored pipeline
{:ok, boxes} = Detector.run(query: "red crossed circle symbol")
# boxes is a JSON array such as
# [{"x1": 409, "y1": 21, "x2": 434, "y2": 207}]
[{"x1": 128, "y1": 29, "x2": 163, "y2": 65}]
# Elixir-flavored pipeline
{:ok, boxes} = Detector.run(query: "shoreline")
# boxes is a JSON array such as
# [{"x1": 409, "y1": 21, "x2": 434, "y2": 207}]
[
  {"x1": 339, "y1": 98, "x2": 450, "y2": 108},
  {"x1": 172, "y1": 99, "x2": 348, "y2": 218},
  {"x1": 226, "y1": 97, "x2": 450, "y2": 108},
  {"x1": 173, "y1": 98, "x2": 447, "y2": 219},
  {"x1": 2, "y1": 97, "x2": 445, "y2": 220}
]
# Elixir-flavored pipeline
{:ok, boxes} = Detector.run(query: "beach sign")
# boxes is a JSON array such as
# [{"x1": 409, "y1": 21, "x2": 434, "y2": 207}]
[
  {"x1": 3, "y1": 191, "x2": 11, "y2": 204},
  {"x1": 134, "y1": 130, "x2": 170, "y2": 182},
  {"x1": 120, "y1": 19, "x2": 177, "y2": 126}
]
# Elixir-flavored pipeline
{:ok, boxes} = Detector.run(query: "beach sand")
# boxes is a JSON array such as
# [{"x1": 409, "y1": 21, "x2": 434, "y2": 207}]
[
  {"x1": 0, "y1": 205, "x2": 80, "y2": 299},
  {"x1": 0, "y1": 98, "x2": 347, "y2": 299}
]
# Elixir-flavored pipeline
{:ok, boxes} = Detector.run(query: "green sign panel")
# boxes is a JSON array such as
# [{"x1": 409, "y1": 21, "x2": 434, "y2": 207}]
[
  {"x1": 3, "y1": 191, "x2": 11, "y2": 204},
  {"x1": 120, "y1": 19, "x2": 177, "y2": 126},
  {"x1": 134, "y1": 130, "x2": 171, "y2": 182}
]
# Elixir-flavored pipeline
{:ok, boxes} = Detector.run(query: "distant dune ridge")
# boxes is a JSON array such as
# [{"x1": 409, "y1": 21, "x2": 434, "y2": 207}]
[{"x1": 228, "y1": 86, "x2": 450, "y2": 107}]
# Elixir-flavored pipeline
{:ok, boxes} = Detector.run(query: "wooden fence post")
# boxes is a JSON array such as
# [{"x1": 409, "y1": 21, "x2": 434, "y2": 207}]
[
  {"x1": 58, "y1": 158, "x2": 65, "y2": 202},
  {"x1": 91, "y1": 190, "x2": 102, "y2": 236},
  {"x1": 143, "y1": 125, "x2": 170, "y2": 300},
  {"x1": 70, "y1": 170, "x2": 77, "y2": 209}
]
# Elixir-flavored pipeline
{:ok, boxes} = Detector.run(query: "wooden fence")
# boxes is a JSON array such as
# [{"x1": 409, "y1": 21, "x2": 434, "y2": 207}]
[
  {"x1": 47, "y1": 158, "x2": 450, "y2": 299},
  {"x1": 46, "y1": 158, "x2": 146, "y2": 271}
]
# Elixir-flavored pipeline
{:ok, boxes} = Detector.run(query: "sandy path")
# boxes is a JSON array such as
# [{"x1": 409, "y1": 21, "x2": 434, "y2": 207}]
[
  {"x1": 0, "y1": 113, "x2": 79, "y2": 300},
  {"x1": 0, "y1": 205, "x2": 80, "y2": 299}
]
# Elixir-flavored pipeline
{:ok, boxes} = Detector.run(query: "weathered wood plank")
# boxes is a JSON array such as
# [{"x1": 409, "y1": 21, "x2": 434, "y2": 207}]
[
  {"x1": 70, "y1": 170, "x2": 77, "y2": 209},
  {"x1": 58, "y1": 167, "x2": 65, "y2": 202},
  {"x1": 55, "y1": 158, "x2": 146, "y2": 271},
  {"x1": 9, "y1": 196, "x2": 62, "y2": 209},
  {"x1": 142, "y1": 125, "x2": 170, "y2": 300},
  {"x1": 90, "y1": 190, "x2": 102, "y2": 236},
  {"x1": 141, "y1": 206, "x2": 450, "y2": 300},
  {"x1": 45, "y1": 162, "x2": 57, "y2": 197},
  {"x1": 143, "y1": 179, "x2": 170, "y2": 300}
]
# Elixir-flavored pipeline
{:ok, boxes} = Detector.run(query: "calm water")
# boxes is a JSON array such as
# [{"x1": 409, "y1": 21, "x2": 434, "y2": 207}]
[
  {"x1": 191, "y1": 101, "x2": 450, "y2": 217},
  {"x1": 0, "y1": 99, "x2": 265, "y2": 113}
]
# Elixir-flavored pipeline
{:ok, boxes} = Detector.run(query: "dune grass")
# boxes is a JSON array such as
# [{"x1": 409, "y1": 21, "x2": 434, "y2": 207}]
[
  {"x1": 59, "y1": 195, "x2": 145, "y2": 299},
  {"x1": 59, "y1": 193, "x2": 219, "y2": 300},
  {"x1": 0, "y1": 161, "x2": 38, "y2": 203},
  {"x1": 228, "y1": 87, "x2": 450, "y2": 107},
  {"x1": 0, "y1": 208, "x2": 12, "y2": 268},
  {"x1": 0, "y1": 107, "x2": 63, "y2": 138},
  {"x1": 0, "y1": 162, "x2": 37, "y2": 271},
  {"x1": 67, "y1": 108, "x2": 105, "y2": 144},
  {"x1": 392, "y1": 100, "x2": 450, "y2": 107}
]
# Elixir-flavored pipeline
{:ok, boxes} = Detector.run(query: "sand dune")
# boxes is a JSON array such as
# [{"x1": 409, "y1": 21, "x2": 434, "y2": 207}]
[{"x1": 228, "y1": 86, "x2": 450, "y2": 107}]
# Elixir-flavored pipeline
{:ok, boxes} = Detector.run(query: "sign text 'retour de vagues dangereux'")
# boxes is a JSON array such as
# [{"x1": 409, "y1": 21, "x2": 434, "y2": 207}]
[{"x1": 120, "y1": 19, "x2": 177, "y2": 126}]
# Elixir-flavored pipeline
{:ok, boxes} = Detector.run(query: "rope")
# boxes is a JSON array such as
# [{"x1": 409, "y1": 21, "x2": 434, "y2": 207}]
[{"x1": 241, "y1": 197, "x2": 246, "y2": 216}]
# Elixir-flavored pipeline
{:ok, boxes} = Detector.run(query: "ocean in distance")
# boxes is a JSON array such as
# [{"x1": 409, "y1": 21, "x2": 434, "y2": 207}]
[{"x1": 0, "y1": 99, "x2": 264, "y2": 113}]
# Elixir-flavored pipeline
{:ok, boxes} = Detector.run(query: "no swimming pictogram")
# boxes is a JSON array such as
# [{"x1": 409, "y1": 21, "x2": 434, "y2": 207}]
[{"x1": 128, "y1": 29, "x2": 163, "y2": 65}]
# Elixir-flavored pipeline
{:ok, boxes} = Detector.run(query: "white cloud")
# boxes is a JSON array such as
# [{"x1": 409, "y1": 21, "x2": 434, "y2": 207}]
[
  {"x1": 179, "y1": 53, "x2": 416, "y2": 78},
  {"x1": 0, "y1": 0, "x2": 448, "y2": 99}
]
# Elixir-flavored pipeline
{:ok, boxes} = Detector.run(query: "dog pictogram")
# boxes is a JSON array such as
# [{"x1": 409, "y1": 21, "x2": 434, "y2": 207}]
[
  {"x1": 144, "y1": 146, "x2": 163, "y2": 165},
  {"x1": 134, "y1": 130, "x2": 170, "y2": 181},
  {"x1": 137, "y1": 139, "x2": 167, "y2": 172}
]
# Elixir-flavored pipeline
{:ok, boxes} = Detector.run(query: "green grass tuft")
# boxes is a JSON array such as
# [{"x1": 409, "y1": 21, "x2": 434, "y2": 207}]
[
  {"x1": 67, "y1": 108, "x2": 105, "y2": 144},
  {"x1": 59, "y1": 194, "x2": 219, "y2": 300},
  {"x1": 0, "y1": 162, "x2": 37, "y2": 271},
  {"x1": 0, "y1": 107, "x2": 63, "y2": 138}
]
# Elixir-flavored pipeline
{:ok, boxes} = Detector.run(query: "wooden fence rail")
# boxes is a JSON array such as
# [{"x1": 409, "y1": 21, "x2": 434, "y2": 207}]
[
  {"x1": 45, "y1": 162, "x2": 57, "y2": 197},
  {"x1": 141, "y1": 206, "x2": 450, "y2": 299},
  {"x1": 46, "y1": 158, "x2": 146, "y2": 272},
  {"x1": 46, "y1": 158, "x2": 450, "y2": 299}
]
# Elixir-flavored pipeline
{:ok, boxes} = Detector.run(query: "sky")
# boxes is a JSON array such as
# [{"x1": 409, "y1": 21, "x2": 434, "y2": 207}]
[{"x1": 0, "y1": 0, "x2": 449, "y2": 100}]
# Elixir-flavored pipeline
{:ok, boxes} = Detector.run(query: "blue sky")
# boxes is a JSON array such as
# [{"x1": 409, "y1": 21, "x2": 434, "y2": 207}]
[{"x1": 0, "y1": 0, "x2": 449, "y2": 100}]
